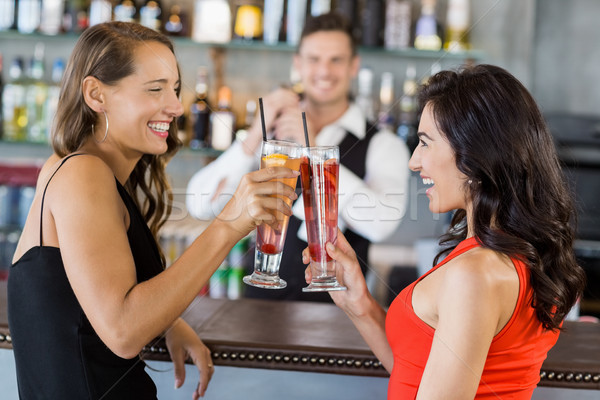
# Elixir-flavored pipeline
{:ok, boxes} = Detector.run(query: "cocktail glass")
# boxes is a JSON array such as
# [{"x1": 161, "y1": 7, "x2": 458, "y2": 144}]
[
  {"x1": 300, "y1": 145, "x2": 346, "y2": 292},
  {"x1": 243, "y1": 140, "x2": 302, "y2": 289}
]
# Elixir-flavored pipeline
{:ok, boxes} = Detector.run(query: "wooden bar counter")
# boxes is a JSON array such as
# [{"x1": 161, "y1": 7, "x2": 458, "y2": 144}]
[{"x1": 1, "y1": 281, "x2": 598, "y2": 390}]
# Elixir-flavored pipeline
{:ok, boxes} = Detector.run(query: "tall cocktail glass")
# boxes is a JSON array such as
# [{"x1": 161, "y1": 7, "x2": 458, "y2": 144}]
[
  {"x1": 243, "y1": 140, "x2": 302, "y2": 289},
  {"x1": 300, "y1": 145, "x2": 346, "y2": 292}
]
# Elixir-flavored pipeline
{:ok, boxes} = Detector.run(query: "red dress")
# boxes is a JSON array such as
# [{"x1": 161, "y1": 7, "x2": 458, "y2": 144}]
[{"x1": 386, "y1": 237, "x2": 560, "y2": 399}]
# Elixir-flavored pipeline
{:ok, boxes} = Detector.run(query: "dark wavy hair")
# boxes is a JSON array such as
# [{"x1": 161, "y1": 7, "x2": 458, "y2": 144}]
[
  {"x1": 420, "y1": 64, "x2": 586, "y2": 330},
  {"x1": 52, "y1": 22, "x2": 182, "y2": 266}
]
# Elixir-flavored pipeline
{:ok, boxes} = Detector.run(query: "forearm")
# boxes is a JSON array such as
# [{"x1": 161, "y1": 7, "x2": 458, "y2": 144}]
[
  {"x1": 112, "y1": 219, "x2": 240, "y2": 357},
  {"x1": 344, "y1": 295, "x2": 393, "y2": 372}
]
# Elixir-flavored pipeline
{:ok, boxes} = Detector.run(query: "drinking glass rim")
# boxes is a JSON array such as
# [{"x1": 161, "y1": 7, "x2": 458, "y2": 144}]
[
  {"x1": 303, "y1": 145, "x2": 339, "y2": 151},
  {"x1": 263, "y1": 139, "x2": 302, "y2": 148}
]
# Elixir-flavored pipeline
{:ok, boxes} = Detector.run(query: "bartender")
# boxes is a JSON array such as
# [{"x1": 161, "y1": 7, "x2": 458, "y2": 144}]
[{"x1": 186, "y1": 11, "x2": 410, "y2": 301}]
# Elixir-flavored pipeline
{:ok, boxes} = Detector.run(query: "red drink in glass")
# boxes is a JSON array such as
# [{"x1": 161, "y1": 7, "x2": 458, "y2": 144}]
[{"x1": 300, "y1": 145, "x2": 346, "y2": 291}]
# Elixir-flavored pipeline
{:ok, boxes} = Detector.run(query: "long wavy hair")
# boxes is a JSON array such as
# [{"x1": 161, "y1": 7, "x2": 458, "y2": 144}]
[
  {"x1": 421, "y1": 64, "x2": 586, "y2": 330},
  {"x1": 52, "y1": 22, "x2": 182, "y2": 266}
]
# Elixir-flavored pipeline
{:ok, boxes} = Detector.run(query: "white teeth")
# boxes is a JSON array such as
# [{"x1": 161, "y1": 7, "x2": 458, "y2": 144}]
[
  {"x1": 423, "y1": 178, "x2": 434, "y2": 185},
  {"x1": 148, "y1": 122, "x2": 170, "y2": 132}
]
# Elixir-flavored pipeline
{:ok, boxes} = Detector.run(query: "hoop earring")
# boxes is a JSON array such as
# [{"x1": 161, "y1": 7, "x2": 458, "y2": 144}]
[{"x1": 93, "y1": 111, "x2": 109, "y2": 144}]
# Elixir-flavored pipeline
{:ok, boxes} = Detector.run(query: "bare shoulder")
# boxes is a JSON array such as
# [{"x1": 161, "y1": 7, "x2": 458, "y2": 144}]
[
  {"x1": 43, "y1": 154, "x2": 121, "y2": 216},
  {"x1": 46, "y1": 154, "x2": 115, "y2": 192},
  {"x1": 440, "y1": 246, "x2": 518, "y2": 302}
]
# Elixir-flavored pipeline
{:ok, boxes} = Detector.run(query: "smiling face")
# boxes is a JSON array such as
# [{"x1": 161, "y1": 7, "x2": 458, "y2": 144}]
[
  {"x1": 293, "y1": 31, "x2": 359, "y2": 109},
  {"x1": 409, "y1": 103, "x2": 470, "y2": 214},
  {"x1": 100, "y1": 40, "x2": 183, "y2": 157}
]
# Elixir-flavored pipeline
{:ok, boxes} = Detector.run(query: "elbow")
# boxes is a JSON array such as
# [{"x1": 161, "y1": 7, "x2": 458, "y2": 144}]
[{"x1": 101, "y1": 328, "x2": 146, "y2": 360}]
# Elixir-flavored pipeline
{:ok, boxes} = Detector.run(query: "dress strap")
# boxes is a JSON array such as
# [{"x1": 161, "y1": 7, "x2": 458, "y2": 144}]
[{"x1": 39, "y1": 154, "x2": 85, "y2": 246}]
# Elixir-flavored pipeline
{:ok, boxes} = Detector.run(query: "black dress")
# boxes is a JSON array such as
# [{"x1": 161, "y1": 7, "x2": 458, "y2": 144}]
[{"x1": 8, "y1": 154, "x2": 164, "y2": 399}]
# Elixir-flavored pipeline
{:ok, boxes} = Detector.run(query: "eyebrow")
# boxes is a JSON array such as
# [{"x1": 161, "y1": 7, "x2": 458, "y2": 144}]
[
  {"x1": 143, "y1": 78, "x2": 180, "y2": 85},
  {"x1": 417, "y1": 131, "x2": 434, "y2": 140}
]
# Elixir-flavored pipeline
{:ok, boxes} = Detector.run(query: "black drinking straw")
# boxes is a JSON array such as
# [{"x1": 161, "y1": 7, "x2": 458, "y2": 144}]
[
  {"x1": 259, "y1": 97, "x2": 267, "y2": 142},
  {"x1": 302, "y1": 112, "x2": 310, "y2": 147}
]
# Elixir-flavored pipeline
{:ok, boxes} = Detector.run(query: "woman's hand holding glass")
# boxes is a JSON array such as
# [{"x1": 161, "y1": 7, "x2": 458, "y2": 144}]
[
  {"x1": 303, "y1": 230, "x2": 372, "y2": 317},
  {"x1": 217, "y1": 167, "x2": 299, "y2": 239}
]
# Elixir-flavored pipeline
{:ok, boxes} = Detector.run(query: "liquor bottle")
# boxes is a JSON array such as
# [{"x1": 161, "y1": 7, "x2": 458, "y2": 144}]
[
  {"x1": 0, "y1": 0, "x2": 16, "y2": 31},
  {"x1": 139, "y1": 0, "x2": 163, "y2": 32},
  {"x1": 444, "y1": 0, "x2": 470, "y2": 52},
  {"x1": 361, "y1": 0, "x2": 385, "y2": 47},
  {"x1": 210, "y1": 85, "x2": 235, "y2": 151},
  {"x1": 113, "y1": 0, "x2": 138, "y2": 23},
  {"x1": 286, "y1": 0, "x2": 307, "y2": 46},
  {"x1": 234, "y1": 99, "x2": 256, "y2": 143},
  {"x1": 191, "y1": 0, "x2": 232, "y2": 44},
  {"x1": 335, "y1": 0, "x2": 360, "y2": 42},
  {"x1": 164, "y1": 4, "x2": 187, "y2": 36},
  {"x1": 62, "y1": 0, "x2": 89, "y2": 33},
  {"x1": 88, "y1": 0, "x2": 112, "y2": 27},
  {"x1": 44, "y1": 58, "x2": 64, "y2": 140},
  {"x1": 384, "y1": 0, "x2": 412, "y2": 50},
  {"x1": 2, "y1": 57, "x2": 27, "y2": 141},
  {"x1": 25, "y1": 44, "x2": 49, "y2": 143},
  {"x1": 355, "y1": 67, "x2": 375, "y2": 123},
  {"x1": 310, "y1": 0, "x2": 330, "y2": 16},
  {"x1": 17, "y1": 0, "x2": 42, "y2": 34},
  {"x1": 263, "y1": 0, "x2": 284, "y2": 45},
  {"x1": 414, "y1": 0, "x2": 442, "y2": 51},
  {"x1": 39, "y1": 0, "x2": 64, "y2": 35},
  {"x1": 189, "y1": 67, "x2": 211, "y2": 149},
  {"x1": 377, "y1": 71, "x2": 395, "y2": 131},
  {"x1": 233, "y1": 3, "x2": 263, "y2": 41},
  {"x1": 397, "y1": 64, "x2": 418, "y2": 152}
]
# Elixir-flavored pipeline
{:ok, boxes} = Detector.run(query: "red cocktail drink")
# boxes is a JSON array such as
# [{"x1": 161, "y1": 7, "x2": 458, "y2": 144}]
[{"x1": 300, "y1": 146, "x2": 346, "y2": 291}]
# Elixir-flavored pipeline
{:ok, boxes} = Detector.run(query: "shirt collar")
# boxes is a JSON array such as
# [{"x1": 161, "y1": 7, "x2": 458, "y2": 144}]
[{"x1": 317, "y1": 103, "x2": 366, "y2": 144}]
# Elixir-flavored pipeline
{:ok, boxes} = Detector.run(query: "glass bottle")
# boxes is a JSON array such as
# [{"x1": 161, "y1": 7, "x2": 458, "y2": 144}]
[
  {"x1": 17, "y1": 0, "x2": 42, "y2": 34},
  {"x1": 444, "y1": 0, "x2": 470, "y2": 52},
  {"x1": 0, "y1": 0, "x2": 16, "y2": 31},
  {"x1": 210, "y1": 86, "x2": 235, "y2": 151},
  {"x1": 25, "y1": 43, "x2": 48, "y2": 143},
  {"x1": 414, "y1": 0, "x2": 442, "y2": 51},
  {"x1": 139, "y1": 0, "x2": 163, "y2": 32},
  {"x1": 355, "y1": 67, "x2": 375, "y2": 123},
  {"x1": 377, "y1": 71, "x2": 395, "y2": 131},
  {"x1": 2, "y1": 57, "x2": 27, "y2": 141},
  {"x1": 113, "y1": 0, "x2": 138, "y2": 23},
  {"x1": 189, "y1": 67, "x2": 211, "y2": 149},
  {"x1": 88, "y1": 0, "x2": 112, "y2": 27}
]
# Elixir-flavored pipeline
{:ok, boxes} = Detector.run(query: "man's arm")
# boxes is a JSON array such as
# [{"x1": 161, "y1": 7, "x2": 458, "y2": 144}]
[{"x1": 339, "y1": 131, "x2": 411, "y2": 242}]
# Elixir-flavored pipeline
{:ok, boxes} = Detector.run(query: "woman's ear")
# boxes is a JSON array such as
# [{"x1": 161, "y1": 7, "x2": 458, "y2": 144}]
[{"x1": 82, "y1": 76, "x2": 105, "y2": 113}]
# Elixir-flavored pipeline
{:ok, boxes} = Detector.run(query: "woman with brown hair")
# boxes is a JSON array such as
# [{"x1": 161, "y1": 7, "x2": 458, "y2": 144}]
[
  {"x1": 312, "y1": 64, "x2": 586, "y2": 399},
  {"x1": 8, "y1": 22, "x2": 298, "y2": 399}
]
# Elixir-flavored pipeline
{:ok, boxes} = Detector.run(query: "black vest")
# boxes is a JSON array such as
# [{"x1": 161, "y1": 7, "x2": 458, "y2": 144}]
[{"x1": 245, "y1": 122, "x2": 377, "y2": 302}]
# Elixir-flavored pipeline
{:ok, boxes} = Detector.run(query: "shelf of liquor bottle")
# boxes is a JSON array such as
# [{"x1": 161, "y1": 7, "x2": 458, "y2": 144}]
[
  {"x1": 0, "y1": 140, "x2": 52, "y2": 164},
  {"x1": 0, "y1": 31, "x2": 485, "y2": 62},
  {"x1": 0, "y1": 139, "x2": 225, "y2": 160}
]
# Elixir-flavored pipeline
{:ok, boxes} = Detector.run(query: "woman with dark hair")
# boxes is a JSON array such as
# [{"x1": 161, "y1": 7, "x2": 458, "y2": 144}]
[
  {"x1": 308, "y1": 64, "x2": 586, "y2": 399},
  {"x1": 8, "y1": 22, "x2": 298, "y2": 399}
]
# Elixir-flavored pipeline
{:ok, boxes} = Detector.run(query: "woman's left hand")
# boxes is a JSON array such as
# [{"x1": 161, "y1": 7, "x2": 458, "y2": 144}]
[{"x1": 165, "y1": 318, "x2": 214, "y2": 399}]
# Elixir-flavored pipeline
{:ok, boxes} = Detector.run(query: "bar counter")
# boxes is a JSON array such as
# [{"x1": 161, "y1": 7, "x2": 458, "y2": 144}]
[{"x1": 1, "y1": 281, "x2": 598, "y2": 390}]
